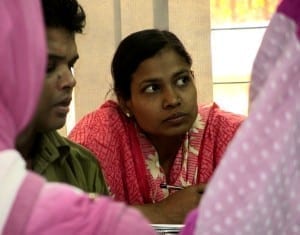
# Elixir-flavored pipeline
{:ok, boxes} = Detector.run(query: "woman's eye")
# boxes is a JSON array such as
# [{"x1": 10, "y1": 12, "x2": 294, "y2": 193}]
[
  {"x1": 176, "y1": 75, "x2": 190, "y2": 86},
  {"x1": 144, "y1": 84, "x2": 159, "y2": 93}
]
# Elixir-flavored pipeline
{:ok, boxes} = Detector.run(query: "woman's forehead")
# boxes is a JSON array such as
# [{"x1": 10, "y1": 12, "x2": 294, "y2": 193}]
[{"x1": 132, "y1": 49, "x2": 190, "y2": 79}]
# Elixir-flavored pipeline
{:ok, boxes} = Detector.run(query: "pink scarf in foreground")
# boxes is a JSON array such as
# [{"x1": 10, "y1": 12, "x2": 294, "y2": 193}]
[
  {"x1": 0, "y1": 0, "x2": 45, "y2": 151},
  {"x1": 0, "y1": 1, "x2": 156, "y2": 234},
  {"x1": 0, "y1": 0, "x2": 45, "y2": 233},
  {"x1": 181, "y1": 0, "x2": 300, "y2": 234}
]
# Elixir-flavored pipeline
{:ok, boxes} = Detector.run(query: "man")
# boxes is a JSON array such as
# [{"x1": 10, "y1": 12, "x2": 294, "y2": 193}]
[{"x1": 16, "y1": 0, "x2": 108, "y2": 194}]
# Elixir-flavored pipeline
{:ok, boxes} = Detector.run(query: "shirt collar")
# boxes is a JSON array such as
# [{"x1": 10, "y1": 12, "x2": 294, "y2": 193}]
[{"x1": 32, "y1": 131, "x2": 70, "y2": 173}]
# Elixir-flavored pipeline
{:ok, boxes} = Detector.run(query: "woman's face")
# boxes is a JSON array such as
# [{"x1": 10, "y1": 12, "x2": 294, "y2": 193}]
[{"x1": 125, "y1": 48, "x2": 198, "y2": 138}]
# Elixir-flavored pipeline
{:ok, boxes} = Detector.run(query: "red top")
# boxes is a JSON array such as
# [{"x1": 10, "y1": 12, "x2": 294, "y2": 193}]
[{"x1": 69, "y1": 100, "x2": 244, "y2": 204}]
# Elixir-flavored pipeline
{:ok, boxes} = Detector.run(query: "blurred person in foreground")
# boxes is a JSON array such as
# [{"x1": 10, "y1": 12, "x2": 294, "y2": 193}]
[
  {"x1": 0, "y1": 0, "x2": 156, "y2": 234},
  {"x1": 180, "y1": 0, "x2": 300, "y2": 234}
]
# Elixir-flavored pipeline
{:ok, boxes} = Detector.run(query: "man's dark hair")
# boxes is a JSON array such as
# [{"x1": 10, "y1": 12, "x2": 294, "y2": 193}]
[{"x1": 42, "y1": 0, "x2": 86, "y2": 33}]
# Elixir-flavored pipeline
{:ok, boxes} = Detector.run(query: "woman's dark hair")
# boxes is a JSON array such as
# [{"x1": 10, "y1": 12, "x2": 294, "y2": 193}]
[
  {"x1": 111, "y1": 29, "x2": 192, "y2": 100},
  {"x1": 42, "y1": 0, "x2": 86, "y2": 33}
]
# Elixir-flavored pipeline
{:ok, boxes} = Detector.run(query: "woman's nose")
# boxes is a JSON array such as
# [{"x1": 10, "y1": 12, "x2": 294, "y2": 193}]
[{"x1": 162, "y1": 87, "x2": 181, "y2": 108}]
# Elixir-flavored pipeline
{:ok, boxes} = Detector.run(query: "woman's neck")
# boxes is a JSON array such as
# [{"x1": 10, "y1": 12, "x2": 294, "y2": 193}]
[{"x1": 147, "y1": 134, "x2": 185, "y2": 180}]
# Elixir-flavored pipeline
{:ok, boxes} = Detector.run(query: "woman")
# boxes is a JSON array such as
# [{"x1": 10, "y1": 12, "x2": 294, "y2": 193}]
[
  {"x1": 69, "y1": 29, "x2": 245, "y2": 224},
  {"x1": 0, "y1": 1, "x2": 155, "y2": 234},
  {"x1": 181, "y1": 0, "x2": 300, "y2": 234}
]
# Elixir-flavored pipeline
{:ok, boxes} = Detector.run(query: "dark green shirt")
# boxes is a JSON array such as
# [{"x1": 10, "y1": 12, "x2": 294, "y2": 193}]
[{"x1": 31, "y1": 131, "x2": 108, "y2": 195}]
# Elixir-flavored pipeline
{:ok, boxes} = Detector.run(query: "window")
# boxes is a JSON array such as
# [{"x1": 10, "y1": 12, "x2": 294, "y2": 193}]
[{"x1": 210, "y1": 0, "x2": 278, "y2": 115}]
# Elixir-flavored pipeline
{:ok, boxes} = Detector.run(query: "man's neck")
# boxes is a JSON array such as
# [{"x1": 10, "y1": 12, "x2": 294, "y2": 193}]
[{"x1": 16, "y1": 126, "x2": 38, "y2": 169}]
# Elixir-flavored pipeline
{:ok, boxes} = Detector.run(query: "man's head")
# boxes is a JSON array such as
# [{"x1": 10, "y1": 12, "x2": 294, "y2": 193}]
[
  {"x1": 42, "y1": 0, "x2": 85, "y2": 33},
  {"x1": 35, "y1": 0, "x2": 86, "y2": 132}
]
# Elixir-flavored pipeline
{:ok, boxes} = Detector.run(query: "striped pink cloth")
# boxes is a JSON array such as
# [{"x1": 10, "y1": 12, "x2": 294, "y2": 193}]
[
  {"x1": 69, "y1": 101, "x2": 243, "y2": 204},
  {"x1": 181, "y1": 0, "x2": 300, "y2": 234}
]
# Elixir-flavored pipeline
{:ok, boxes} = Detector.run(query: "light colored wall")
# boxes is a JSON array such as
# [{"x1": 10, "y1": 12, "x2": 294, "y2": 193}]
[{"x1": 169, "y1": 0, "x2": 213, "y2": 104}]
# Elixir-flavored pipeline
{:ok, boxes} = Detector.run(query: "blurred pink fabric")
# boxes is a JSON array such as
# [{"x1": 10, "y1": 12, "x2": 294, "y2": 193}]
[
  {"x1": 181, "y1": 0, "x2": 300, "y2": 234},
  {"x1": 0, "y1": 0, "x2": 46, "y2": 233},
  {"x1": 0, "y1": 0, "x2": 45, "y2": 151},
  {"x1": 0, "y1": 1, "x2": 156, "y2": 234}
]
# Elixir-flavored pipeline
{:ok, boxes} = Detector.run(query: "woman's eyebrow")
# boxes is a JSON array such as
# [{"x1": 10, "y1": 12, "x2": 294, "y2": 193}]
[
  {"x1": 139, "y1": 69, "x2": 190, "y2": 84},
  {"x1": 172, "y1": 69, "x2": 190, "y2": 78}
]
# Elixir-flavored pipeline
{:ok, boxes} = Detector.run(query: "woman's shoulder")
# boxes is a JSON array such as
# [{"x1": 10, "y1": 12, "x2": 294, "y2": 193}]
[
  {"x1": 69, "y1": 100, "x2": 130, "y2": 142},
  {"x1": 199, "y1": 102, "x2": 245, "y2": 124},
  {"x1": 76, "y1": 100, "x2": 125, "y2": 127}
]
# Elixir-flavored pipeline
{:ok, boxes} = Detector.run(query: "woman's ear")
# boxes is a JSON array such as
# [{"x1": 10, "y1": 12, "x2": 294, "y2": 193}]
[{"x1": 117, "y1": 96, "x2": 133, "y2": 118}]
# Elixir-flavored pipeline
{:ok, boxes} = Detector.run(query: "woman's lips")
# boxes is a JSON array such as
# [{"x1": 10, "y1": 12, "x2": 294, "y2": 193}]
[{"x1": 163, "y1": 113, "x2": 187, "y2": 125}]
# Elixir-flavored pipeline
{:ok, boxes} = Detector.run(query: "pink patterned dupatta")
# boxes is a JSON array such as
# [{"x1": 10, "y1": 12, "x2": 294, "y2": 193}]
[
  {"x1": 127, "y1": 104, "x2": 209, "y2": 203},
  {"x1": 96, "y1": 101, "x2": 211, "y2": 204},
  {"x1": 69, "y1": 100, "x2": 243, "y2": 205},
  {"x1": 134, "y1": 102, "x2": 242, "y2": 204},
  {"x1": 136, "y1": 104, "x2": 214, "y2": 203}
]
